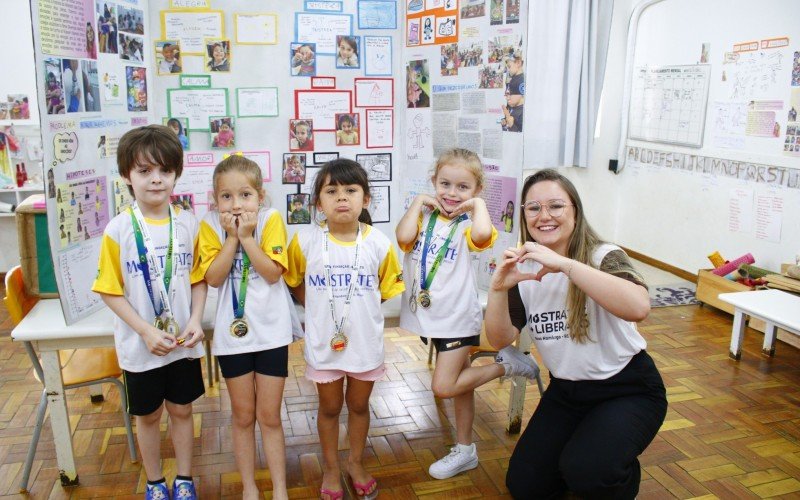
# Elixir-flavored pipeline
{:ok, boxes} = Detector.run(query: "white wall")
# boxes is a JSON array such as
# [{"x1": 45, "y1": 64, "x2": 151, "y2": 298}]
[
  {"x1": 0, "y1": 0, "x2": 39, "y2": 124},
  {"x1": 526, "y1": 0, "x2": 799, "y2": 275},
  {"x1": 523, "y1": 0, "x2": 635, "y2": 249}
]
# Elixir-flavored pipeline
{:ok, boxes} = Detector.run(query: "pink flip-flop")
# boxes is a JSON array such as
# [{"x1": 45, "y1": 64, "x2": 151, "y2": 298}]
[
  {"x1": 351, "y1": 477, "x2": 378, "y2": 499},
  {"x1": 319, "y1": 487, "x2": 344, "y2": 500}
]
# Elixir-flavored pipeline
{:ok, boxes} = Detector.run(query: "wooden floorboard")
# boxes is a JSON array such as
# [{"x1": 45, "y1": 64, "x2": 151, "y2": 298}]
[{"x1": 1, "y1": 293, "x2": 799, "y2": 499}]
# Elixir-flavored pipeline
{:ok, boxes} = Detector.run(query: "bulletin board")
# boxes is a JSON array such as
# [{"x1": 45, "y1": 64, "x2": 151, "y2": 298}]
[
  {"x1": 31, "y1": 0, "x2": 408, "y2": 324},
  {"x1": 620, "y1": 0, "x2": 800, "y2": 176}
]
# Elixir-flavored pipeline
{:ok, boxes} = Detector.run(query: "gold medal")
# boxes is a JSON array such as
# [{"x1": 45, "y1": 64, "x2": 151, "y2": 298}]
[
  {"x1": 165, "y1": 318, "x2": 180, "y2": 336},
  {"x1": 330, "y1": 332, "x2": 348, "y2": 352},
  {"x1": 153, "y1": 316, "x2": 165, "y2": 331},
  {"x1": 418, "y1": 290, "x2": 432, "y2": 309},
  {"x1": 230, "y1": 318, "x2": 249, "y2": 338}
]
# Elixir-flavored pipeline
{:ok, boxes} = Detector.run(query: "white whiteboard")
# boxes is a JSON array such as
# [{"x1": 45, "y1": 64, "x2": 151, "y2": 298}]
[{"x1": 628, "y1": 64, "x2": 710, "y2": 147}]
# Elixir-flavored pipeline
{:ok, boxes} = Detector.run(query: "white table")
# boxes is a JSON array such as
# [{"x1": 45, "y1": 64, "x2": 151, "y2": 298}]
[
  {"x1": 719, "y1": 290, "x2": 800, "y2": 360},
  {"x1": 10, "y1": 296, "x2": 218, "y2": 486}
]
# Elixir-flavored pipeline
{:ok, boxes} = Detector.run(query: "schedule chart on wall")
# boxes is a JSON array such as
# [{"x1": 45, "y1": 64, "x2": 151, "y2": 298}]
[{"x1": 628, "y1": 64, "x2": 711, "y2": 147}]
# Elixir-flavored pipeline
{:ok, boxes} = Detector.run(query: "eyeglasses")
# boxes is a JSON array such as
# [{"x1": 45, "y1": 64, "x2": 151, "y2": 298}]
[{"x1": 522, "y1": 199, "x2": 573, "y2": 218}]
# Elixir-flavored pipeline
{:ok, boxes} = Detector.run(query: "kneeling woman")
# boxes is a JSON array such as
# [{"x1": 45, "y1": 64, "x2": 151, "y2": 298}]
[{"x1": 485, "y1": 169, "x2": 667, "y2": 499}]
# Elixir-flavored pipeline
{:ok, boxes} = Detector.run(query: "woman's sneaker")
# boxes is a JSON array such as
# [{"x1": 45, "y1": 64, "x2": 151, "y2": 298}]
[
  {"x1": 428, "y1": 443, "x2": 479, "y2": 479},
  {"x1": 495, "y1": 346, "x2": 540, "y2": 380}
]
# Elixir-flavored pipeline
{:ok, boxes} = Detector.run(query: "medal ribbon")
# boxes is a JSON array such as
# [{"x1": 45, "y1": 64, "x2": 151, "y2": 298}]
[
  {"x1": 129, "y1": 203, "x2": 177, "y2": 321},
  {"x1": 419, "y1": 209, "x2": 467, "y2": 293},
  {"x1": 322, "y1": 224, "x2": 362, "y2": 337},
  {"x1": 230, "y1": 249, "x2": 250, "y2": 320}
]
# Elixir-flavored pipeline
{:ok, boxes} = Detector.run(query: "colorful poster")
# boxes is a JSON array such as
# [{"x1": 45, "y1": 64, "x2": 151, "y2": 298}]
[
  {"x1": 55, "y1": 176, "x2": 110, "y2": 248},
  {"x1": 38, "y1": 0, "x2": 96, "y2": 59}
]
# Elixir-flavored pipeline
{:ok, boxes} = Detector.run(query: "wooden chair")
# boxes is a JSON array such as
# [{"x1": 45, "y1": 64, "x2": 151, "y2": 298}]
[{"x1": 4, "y1": 266, "x2": 137, "y2": 493}]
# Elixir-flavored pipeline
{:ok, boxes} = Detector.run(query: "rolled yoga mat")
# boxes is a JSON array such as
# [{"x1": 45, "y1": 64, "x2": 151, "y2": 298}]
[
  {"x1": 711, "y1": 253, "x2": 755, "y2": 276},
  {"x1": 737, "y1": 264, "x2": 772, "y2": 279}
]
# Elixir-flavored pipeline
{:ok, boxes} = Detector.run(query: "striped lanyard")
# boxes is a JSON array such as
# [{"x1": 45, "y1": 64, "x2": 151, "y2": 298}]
[
  {"x1": 419, "y1": 209, "x2": 467, "y2": 292},
  {"x1": 129, "y1": 203, "x2": 177, "y2": 320},
  {"x1": 322, "y1": 224, "x2": 363, "y2": 336}
]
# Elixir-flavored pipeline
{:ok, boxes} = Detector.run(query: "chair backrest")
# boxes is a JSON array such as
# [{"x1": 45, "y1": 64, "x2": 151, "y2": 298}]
[{"x1": 4, "y1": 266, "x2": 39, "y2": 326}]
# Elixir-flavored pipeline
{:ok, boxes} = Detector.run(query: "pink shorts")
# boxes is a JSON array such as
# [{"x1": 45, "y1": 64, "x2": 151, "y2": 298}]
[{"x1": 305, "y1": 364, "x2": 387, "y2": 384}]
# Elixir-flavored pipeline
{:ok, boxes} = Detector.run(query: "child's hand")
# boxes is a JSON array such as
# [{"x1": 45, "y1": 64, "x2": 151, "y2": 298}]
[
  {"x1": 143, "y1": 325, "x2": 177, "y2": 356},
  {"x1": 220, "y1": 212, "x2": 238, "y2": 238},
  {"x1": 177, "y1": 319, "x2": 205, "y2": 348},
  {"x1": 450, "y1": 197, "x2": 485, "y2": 217},
  {"x1": 237, "y1": 212, "x2": 258, "y2": 240},
  {"x1": 416, "y1": 194, "x2": 444, "y2": 213}
]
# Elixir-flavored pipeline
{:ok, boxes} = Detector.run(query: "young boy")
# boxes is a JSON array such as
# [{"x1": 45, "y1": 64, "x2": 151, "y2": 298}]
[{"x1": 92, "y1": 125, "x2": 206, "y2": 500}]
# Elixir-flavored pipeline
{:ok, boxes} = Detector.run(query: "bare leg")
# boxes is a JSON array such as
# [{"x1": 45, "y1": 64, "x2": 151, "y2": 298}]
[
  {"x1": 165, "y1": 400, "x2": 194, "y2": 477},
  {"x1": 256, "y1": 373, "x2": 288, "y2": 500},
  {"x1": 136, "y1": 404, "x2": 165, "y2": 481},
  {"x1": 345, "y1": 377, "x2": 377, "y2": 497},
  {"x1": 225, "y1": 372, "x2": 259, "y2": 500},
  {"x1": 317, "y1": 379, "x2": 345, "y2": 499}
]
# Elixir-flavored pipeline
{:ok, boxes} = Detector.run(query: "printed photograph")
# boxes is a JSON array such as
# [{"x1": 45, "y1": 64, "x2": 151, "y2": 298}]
[
  {"x1": 287, "y1": 193, "x2": 311, "y2": 225},
  {"x1": 406, "y1": 59, "x2": 430, "y2": 108},
  {"x1": 335, "y1": 113, "x2": 360, "y2": 146},
  {"x1": 45, "y1": 58, "x2": 65, "y2": 115},
  {"x1": 95, "y1": 1, "x2": 118, "y2": 54},
  {"x1": 81, "y1": 61, "x2": 101, "y2": 112},
  {"x1": 125, "y1": 66, "x2": 147, "y2": 112},
  {"x1": 6, "y1": 94, "x2": 30, "y2": 120},
  {"x1": 210, "y1": 116, "x2": 235, "y2": 148},
  {"x1": 117, "y1": 5, "x2": 144, "y2": 35},
  {"x1": 282, "y1": 153, "x2": 307, "y2": 184},
  {"x1": 336, "y1": 35, "x2": 361, "y2": 69},
  {"x1": 119, "y1": 33, "x2": 145, "y2": 63},
  {"x1": 290, "y1": 119, "x2": 314, "y2": 151},
  {"x1": 155, "y1": 40, "x2": 182, "y2": 75},
  {"x1": 291, "y1": 43, "x2": 316, "y2": 76},
  {"x1": 163, "y1": 117, "x2": 190, "y2": 150},
  {"x1": 206, "y1": 39, "x2": 231, "y2": 72}
]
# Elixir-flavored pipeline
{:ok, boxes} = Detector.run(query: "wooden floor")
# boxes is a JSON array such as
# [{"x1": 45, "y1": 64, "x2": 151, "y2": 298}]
[{"x1": 1, "y1": 296, "x2": 799, "y2": 499}]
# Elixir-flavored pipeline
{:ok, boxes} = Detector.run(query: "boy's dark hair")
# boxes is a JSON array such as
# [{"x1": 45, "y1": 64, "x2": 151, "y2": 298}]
[
  {"x1": 311, "y1": 158, "x2": 372, "y2": 225},
  {"x1": 117, "y1": 125, "x2": 183, "y2": 197}
]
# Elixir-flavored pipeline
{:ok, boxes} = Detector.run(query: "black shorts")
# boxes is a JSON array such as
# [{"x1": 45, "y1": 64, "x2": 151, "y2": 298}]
[
  {"x1": 123, "y1": 358, "x2": 205, "y2": 416},
  {"x1": 216, "y1": 345, "x2": 289, "y2": 379},
  {"x1": 422, "y1": 334, "x2": 481, "y2": 353}
]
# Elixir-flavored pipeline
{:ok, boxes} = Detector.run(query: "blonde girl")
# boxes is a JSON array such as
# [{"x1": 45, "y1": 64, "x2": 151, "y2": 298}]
[
  {"x1": 198, "y1": 156, "x2": 299, "y2": 500},
  {"x1": 286, "y1": 159, "x2": 404, "y2": 500},
  {"x1": 395, "y1": 148, "x2": 540, "y2": 480}
]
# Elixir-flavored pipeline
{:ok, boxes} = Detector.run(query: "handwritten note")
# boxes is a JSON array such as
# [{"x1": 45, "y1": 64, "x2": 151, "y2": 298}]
[
  {"x1": 162, "y1": 11, "x2": 224, "y2": 54},
  {"x1": 295, "y1": 90, "x2": 352, "y2": 131},
  {"x1": 168, "y1": 88, "x2": 228, "y2": 130},
  {"x1": 366, "y1": 109, "x2": 393, "y2": 148},
  {"x1": 237, "y1": 88, "x2": 279, "y2": 117},
  {"x1": 364, "y1": 36, "x2": 392, "y2": 76},
  {"x1": 295, "y1": 13, "x2": 353, "y2": 55},
  {"x1": 235, "y1": 13, "x2": 277, "y2": 44},
  {"x1": 355, "y1": 79, "x2": 394, "y2": 107}
]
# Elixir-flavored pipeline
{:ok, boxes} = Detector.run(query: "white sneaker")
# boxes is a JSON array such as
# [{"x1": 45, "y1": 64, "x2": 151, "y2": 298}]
[
  {"x1": 428, "y1": 443, "x2": 479, "y2": 479},
  {"x1": 496, "y1": 346, "x2": 540, "y2": 380}
]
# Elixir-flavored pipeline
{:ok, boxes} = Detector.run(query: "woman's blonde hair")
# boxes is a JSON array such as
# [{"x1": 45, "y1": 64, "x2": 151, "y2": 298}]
[
  {"x1": 212, "y1": 155, "x2": 266, "y2": 204},
  {"x1": 432, "y1": 148, "x2": 485, "y2": 191},
  {"x1": 519, "y1": 169, "x2": 600, "y2": 343}
]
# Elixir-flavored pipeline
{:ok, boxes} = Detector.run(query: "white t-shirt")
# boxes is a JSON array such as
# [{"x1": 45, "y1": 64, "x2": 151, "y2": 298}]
[
  {"x1": 399, "y1": 211, "x2": 497, "y2": 338},
  {"x1": 92, "y1": 206, "x2": 206, "y2": 372},
  {"x1": 285, "y1": 224, "x2": 404, "y2": 372},
  {"x1": 517, "y1": 243, "x2": 647, "y2": 381},
  {"x1": 198, "y1": 208, "x2": 300, "y2": 356}
]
